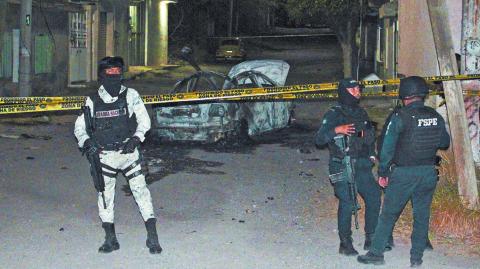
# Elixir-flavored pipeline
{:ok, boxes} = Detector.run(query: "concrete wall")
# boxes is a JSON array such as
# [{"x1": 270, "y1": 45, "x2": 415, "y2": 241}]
[
  {"x1": 99, "y1": 0, "x2": 130, "y2": 67},
  {"x1": 32, "y1": 7, "x2": 70, "y2": 93},
  {"x1": 3, "y1": 2, "x2": 70, "y2": 94},
  {"x1": 398, "y1": 0, "x2": 461, "y2": 77}
]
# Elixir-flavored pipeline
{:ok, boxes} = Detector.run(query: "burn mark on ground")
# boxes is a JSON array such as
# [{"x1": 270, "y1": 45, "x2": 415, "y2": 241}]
[
  {"x1": 121, "y1": 142, "x2": 225, "y2": 195},
  {"x1": 121, "y1": 123, "x2": 317, "y2": 195}
]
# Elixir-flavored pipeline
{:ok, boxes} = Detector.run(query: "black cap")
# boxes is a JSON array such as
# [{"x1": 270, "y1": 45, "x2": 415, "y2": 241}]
[
  {"x1": 337, "y1": 78, "x2": 361, "y2": 106},
  {"x1": 98, "y1": 56, "x2": 125, "y2": 78},
  {"x1": 338, "y1": 78, "x2": 360, "y2": 92}
]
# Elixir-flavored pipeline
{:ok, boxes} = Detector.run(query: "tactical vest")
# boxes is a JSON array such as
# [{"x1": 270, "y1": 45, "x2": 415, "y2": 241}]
[
  {"x1": 90, "y1": 90, "x2": 136, "y2": 150},
  {"x1": 328, "y1": 105, "x2": 375, "y2": 159},
  {"x1": 392, "y1": 105, "x2": 443, "y2": 166}
]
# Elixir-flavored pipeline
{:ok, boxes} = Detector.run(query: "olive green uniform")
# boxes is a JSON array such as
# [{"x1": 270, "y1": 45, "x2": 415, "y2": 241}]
[
  {"x1": 315, "y1": 104, "x2": 381, "y2": 241},
  {"x1": 369, "y1": 101, "x2": 450, "y2": 263}
]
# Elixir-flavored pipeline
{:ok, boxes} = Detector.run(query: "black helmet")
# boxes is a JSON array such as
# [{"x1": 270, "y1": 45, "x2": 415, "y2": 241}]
[
  {"x1": 399, "y1": 76, "x2": 429, "y2": 99},
  {"x1": 98, "y1": 56, "x2": 124, "y2": 78}
]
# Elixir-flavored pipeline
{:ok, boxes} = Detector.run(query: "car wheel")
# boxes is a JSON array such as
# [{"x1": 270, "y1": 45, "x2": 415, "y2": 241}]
[{"x1": 287, "y1": 108, "x2": 295, "y2": 126}]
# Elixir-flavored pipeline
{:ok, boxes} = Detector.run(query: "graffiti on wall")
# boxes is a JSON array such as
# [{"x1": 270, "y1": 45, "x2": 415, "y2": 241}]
[
  {"x1": 465, "y1": 96, "x2": 480, "y2": 162},
  {"x1": 462, "y1": 0, "x2": 480, "y2": 163}
]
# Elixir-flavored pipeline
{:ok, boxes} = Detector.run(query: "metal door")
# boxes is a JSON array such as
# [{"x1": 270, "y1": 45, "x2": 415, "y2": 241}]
[
  {"x1": 69, "y1": 12, "x2": 88, "y2": 83},
  {"x1": 98, "y1": 12, "x2": 107, "y2": 60},
  {"x1": 128, "y1": 4, "x2": 145, "y2": 66},
  {"x1": 0, "y1": 32, "x2": 13, "y2": 78}
]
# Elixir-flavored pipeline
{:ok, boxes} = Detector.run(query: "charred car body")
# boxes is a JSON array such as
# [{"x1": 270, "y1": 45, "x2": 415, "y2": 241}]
[{"x1": 151, "y1": 51, "x2": 292, "y2": 143}]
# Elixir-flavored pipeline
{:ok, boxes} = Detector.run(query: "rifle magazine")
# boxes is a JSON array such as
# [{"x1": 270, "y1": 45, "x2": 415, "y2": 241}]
[{"x1": 329, "y1": 171, "x2": 346, "y2": 184}]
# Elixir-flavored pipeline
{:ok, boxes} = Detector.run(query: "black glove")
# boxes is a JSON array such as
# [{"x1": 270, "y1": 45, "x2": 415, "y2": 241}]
[
  {"x1": 82, "y1": 138, "x2": 101, "y2": 156},
  {"x1": 122, "y1": 136, "x2": 141, "y2": 154}
]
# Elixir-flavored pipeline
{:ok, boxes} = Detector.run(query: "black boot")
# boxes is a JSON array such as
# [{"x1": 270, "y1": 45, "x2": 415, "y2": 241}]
[
  {"x1": 364, "y1": 233, "x2": 373, "y2": 250},
  {"x1": 145, "y1": 218, "x2": 162, "y2": 254},
  {"x1": 357, "y1": 252, "x2": 385, "y2": 265},
  {"x1": 339, "y1": 236, "x2": 358, "y2": 256},
  {"x1": 410, "y1": 258, "x2": 423, "y2": 267},
  {"x1": 385, "y1": 235, "x2": 394, "y2": 251},
  {"x1": 425, "y1": 237, "x2": 433, "y2": 251},
  {"x1": 98, "y1": 222, "x2": 120, "y2": 253}
]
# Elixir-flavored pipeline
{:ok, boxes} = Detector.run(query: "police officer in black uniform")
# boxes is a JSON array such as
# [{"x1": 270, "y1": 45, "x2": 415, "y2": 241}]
[
  {"x1": 358, "y1": 76, "x2": 450, "y2": 267},
  {"x1": 74, "y1": 57, "x2": 162, "y2": 254},
  {"x1": 315, "y1": 78, "x2": 381, "y2": 256}
]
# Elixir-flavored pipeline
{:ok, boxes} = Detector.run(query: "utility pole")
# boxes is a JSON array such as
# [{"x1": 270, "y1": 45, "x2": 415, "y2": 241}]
[
  {"x1": 235, "y1": 4, "x2": 239, "y2": 35},
  {"x1": 228, "y1": 0, "x2": 233, "y2": 37},
  {"x1": 19, "y1": 0, "x2": 32, "y2": 97},
  {"x1": 461, "y1": 0, "x2": 480, "y2": 165},
  {"x1": 427, "y1": 0, "x2": 479, "y2": 210}
]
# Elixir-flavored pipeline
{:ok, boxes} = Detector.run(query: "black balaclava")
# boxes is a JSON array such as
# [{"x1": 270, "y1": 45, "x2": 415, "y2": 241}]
[
  {"x1": 98, "y1": 56, "x2": 124, "y2": 97},
  {"x1": 337, "y1": 78, "x2": 361, "y2": 107},
  {"x1": 101, "y1": 74, "x2": 122, "y2": 97}
]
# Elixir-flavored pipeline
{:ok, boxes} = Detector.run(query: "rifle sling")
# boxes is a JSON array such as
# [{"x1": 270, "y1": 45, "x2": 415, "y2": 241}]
[{"x1": 102, "y1": 170, "x2": 117, "y2": 178}]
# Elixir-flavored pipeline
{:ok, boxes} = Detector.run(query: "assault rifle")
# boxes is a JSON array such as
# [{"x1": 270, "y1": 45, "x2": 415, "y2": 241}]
[
  {"x1": 330, "y1": 135, "x2": 361, "y2": 229},
  {"x1": 82, "y1": 106, "x2": 107, "y2": 209}
]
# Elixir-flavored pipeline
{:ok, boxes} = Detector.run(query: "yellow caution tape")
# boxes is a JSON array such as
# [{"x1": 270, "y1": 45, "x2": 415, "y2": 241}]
[
  {"x1": 2, "y1": 90, "x2": 479, "y2": 115},
  {"x1": 1, "y1": 73, "x2": 479, "y2": 106},
  {"x1": 0, "y1": 96, "x2": 86, "y2": 105},
  {"x1": 0, "y1": 74, "x2": 479, "y2": 115},
  {"x1": 0, "y1": 102, "x2": 83, "y2": 115}
]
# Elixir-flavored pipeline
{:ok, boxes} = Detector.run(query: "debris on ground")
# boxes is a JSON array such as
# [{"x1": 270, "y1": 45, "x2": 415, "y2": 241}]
[
  {"x1": 299, "y1": 171, "x2": 314, "y2": 177},
  {"x1": 0, "y1": 133, "x2": 52, "y2": 140},
  {"x1": 20, "y1": 133, "x2": 52, "y2": 140},
  {"x1": 0, "y1": 115, "x2": 51, "y2": 125},
  {"x1": 24, "y1": 146, "x2": 40, "y2": 150},
  {"x1": 0, "y1": 134, "x2": 20, "y2": 139},
  {"x1": 298, "y1": 148, "x2": 313, "y2": 154}
]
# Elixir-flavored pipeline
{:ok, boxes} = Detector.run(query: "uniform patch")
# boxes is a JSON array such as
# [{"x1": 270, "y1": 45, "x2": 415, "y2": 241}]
[
  {"x1": 417, "y1": 118, "x2": 438, "y2": 127},
  {"x1": 95, "y1": 108, "x2": 127, "y2": 118}
]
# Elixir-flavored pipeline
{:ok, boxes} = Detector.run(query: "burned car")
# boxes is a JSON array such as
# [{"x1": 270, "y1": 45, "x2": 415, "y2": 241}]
[{"x1": 151, "y1": 58, "x2": 292, "y2": 143}]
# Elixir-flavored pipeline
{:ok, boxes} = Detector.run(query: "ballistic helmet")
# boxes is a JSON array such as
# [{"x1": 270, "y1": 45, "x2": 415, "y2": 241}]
[{"x1": 399, "y1": 76, "x2": 429, "y2": 99}]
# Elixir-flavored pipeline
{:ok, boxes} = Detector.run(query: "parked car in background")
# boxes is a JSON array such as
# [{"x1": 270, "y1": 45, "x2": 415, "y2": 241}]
[
  {"x1": 151, "y1": 59, "x2": 292, "y2": 143},
  {"x1": 215, "y1": 38, "x2": 247, "y2": 62}
]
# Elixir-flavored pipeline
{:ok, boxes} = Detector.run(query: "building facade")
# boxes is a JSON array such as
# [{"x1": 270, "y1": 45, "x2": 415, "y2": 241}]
[{"x1": 0, "y1": 0, "x2": 130, "y2": 94}]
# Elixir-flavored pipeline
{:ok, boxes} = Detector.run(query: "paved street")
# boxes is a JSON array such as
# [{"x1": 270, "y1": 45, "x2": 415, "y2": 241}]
[{"x1": 0, "y1": 36, "x2": 479, "y2": 268}]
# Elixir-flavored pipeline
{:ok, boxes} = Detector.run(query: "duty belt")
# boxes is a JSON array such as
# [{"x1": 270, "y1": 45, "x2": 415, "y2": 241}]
[
  {"x1": 392, "y1": 160, "x2": 436, "y2": 168},
  {"x1": 102, "y1": 141, "x2": 127, "y2": 151}
]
